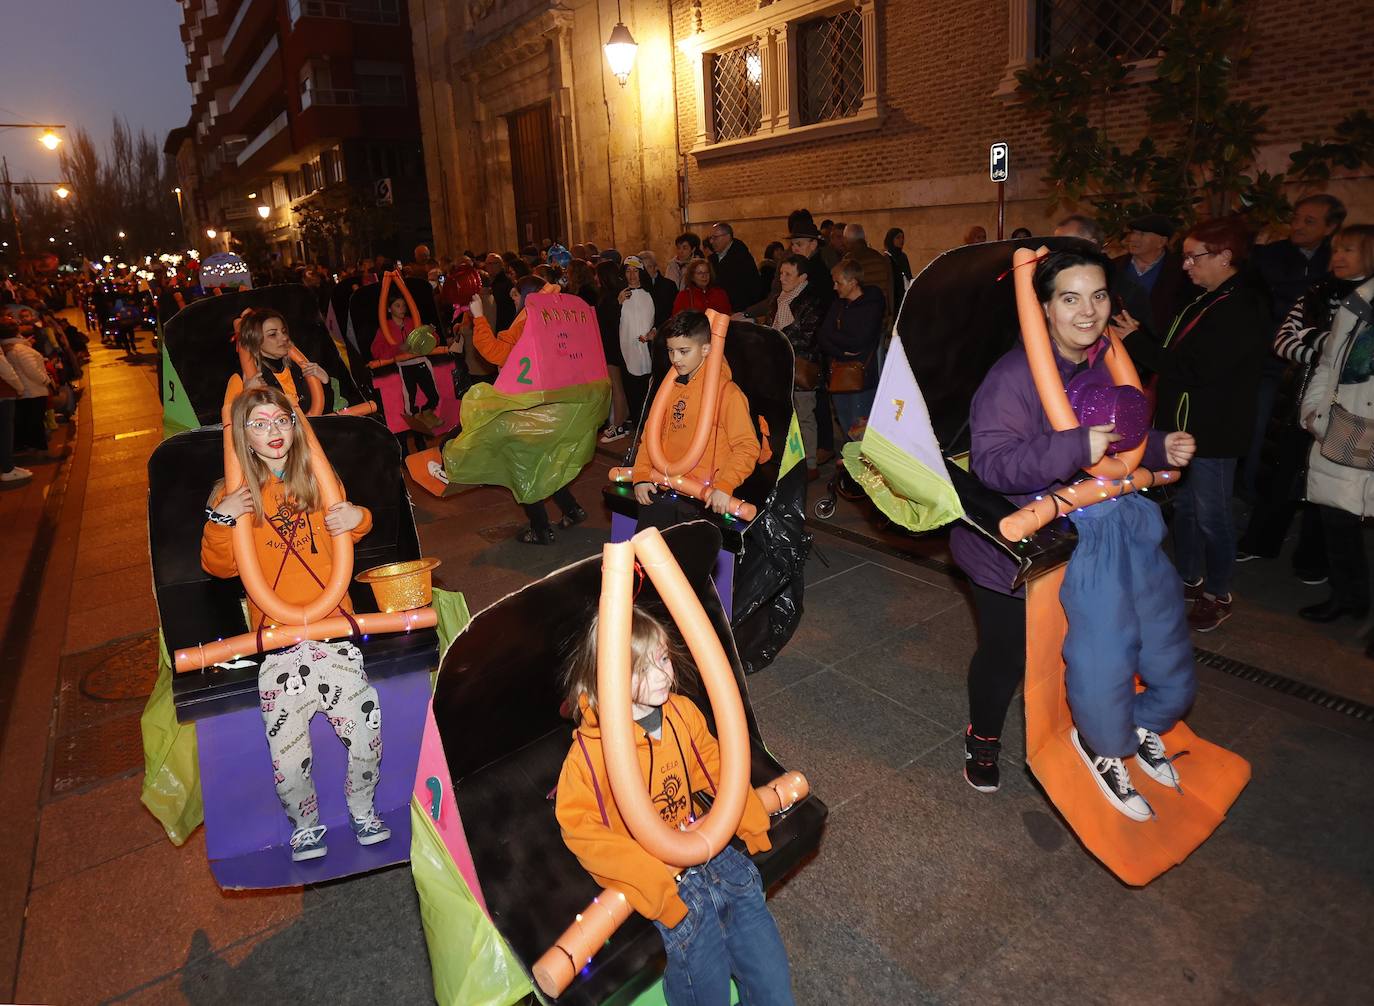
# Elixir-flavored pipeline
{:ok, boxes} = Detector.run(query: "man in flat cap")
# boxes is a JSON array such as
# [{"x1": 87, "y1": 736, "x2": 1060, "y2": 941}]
[{"x1": 1110, "y1": 213, "x2": 1197, "y2": 346}]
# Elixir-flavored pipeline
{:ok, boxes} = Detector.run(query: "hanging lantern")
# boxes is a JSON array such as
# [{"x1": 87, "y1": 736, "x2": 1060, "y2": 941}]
[{"x1": 604, "y1": 5, "x2": 638, "y2": 86}]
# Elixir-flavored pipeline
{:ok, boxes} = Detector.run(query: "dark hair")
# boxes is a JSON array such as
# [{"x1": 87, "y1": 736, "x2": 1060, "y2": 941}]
[
  {"x1": 1295, "y1": 193, "x2": 1348, "y2": 229},
  {"x1": 508, "y1": 258, "x2": 532, "y2": 279},
  {"x1": 883, "y1": 228, "x2": 904, "y2": 254},
  {"x1": 237, "y1": 307, "x2": 289, "y2": 363},
  {"x1": 1011, "y1": 227, "x2": 1034, "y2": 240},
  {"x1": 1185, "y1": 215, "x2": 1253, "y2": 268},
  {"x1": 674, "y1": 232, "x2": 701, "y2": 253},
  {"x1": 661, "y1": 310, "x2": 710, "y2": 344},
  {"x1": 779, "y1": 253, "x2": 810, "y2": 275},
  {"x1": 515, "y1": 274, "x2": 545, "y2": 300},
  {"x1": 594, "y1": 259, "x2": 625, "y2": 295},
  {"x1": 1032, "y1": 246, "x2": 1114, "y2": 303},
  {"x1": 763, "y1": 241, "x2": 784, "y2": 262}
]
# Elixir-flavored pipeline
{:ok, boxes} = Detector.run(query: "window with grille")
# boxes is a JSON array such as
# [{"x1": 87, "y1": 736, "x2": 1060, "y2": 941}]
[
  {"x1": 1035, "y1": 0, "x2": 1171, "y2": 61},
  {"x1": 709, "y1": 41, "x2": 763, "y2": 142},
  {"x1": 796, "y1": 8, "x2": 865, "y2": 126}
]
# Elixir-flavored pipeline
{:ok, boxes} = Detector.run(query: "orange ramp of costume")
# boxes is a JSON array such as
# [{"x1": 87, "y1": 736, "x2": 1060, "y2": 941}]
[
  {"x1": 1024, "y1": 568, "x2": 1251, "y2": 887},
  {"x1": 405, "y1": 447, "x2": 469, "y2": 498}
]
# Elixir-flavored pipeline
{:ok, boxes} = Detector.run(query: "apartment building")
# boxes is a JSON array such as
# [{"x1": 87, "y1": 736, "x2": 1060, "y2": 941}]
[{"x1": 176, "y1": 0, "x2": 431, "y2": 265}]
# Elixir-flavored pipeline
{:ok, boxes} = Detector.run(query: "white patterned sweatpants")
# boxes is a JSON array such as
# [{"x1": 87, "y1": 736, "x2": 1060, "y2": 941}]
[{"x1": 258, "y1": 640, "x2": 383, "y2": 829}]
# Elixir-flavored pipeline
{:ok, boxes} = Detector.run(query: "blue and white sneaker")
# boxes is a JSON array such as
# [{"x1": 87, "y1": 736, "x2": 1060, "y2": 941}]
[
  {"x1": 290, "y1": 824, "x2": 328, "y2": 862},
  {"x1": 351, "y1": 811, "x2": 392, "y2": 846}
]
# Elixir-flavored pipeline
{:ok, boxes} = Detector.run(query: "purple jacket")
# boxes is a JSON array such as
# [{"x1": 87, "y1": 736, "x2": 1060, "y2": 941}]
[{"x1": 949, "y1": 339, "x2": 1168, "y2": 597}]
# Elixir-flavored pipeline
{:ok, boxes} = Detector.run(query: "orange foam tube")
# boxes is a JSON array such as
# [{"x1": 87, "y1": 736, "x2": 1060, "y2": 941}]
[
  {"x1": 377, "y1": 269, "x2": 422, "y2": 342},
  {"x1": 235, "y1": 341, "x2": 326, "y2": 416},
  {"x1": 334, "y1": 400, "x2": 377, "y2": 417},
  {"x1": 532, "y1": 770, "x2": 806, "y2": 998},
  {"x1": 173, "y1": 608, "x2": 437, "y2": 673},
  {"x1": 532, "y1": 888, "x2": 634, "y2": 997},
  {"x1": 220, "y1": 394, "x2": 353, "y2": 626},
  {"x1": 1012, "y1": 246, "x2": 1145, "y2": 480},
  {"x1": 598, "y1": 529, "x2": 751, "y2": 868},
  {"x1": 610, "y1": 465, "x2": 757, "y2": 522},
  {"x1": 642, "y1": 309, "x2": 729, "y2": 478},
  {"x1": 998, "y1": 467, "x2": 1179, "y2": 541}
]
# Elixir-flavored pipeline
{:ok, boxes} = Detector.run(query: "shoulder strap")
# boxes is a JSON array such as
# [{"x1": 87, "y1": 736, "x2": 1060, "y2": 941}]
[
  {"x1": 575, "y1": 731, "x2": 610, "y2": 827},
  {"x1": 667, "y1": 697, "x2": 718, "y2": 795}
]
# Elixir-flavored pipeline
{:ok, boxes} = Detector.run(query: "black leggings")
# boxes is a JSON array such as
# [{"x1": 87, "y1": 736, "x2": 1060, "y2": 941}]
[
  {"x1": 967, "y1": 583, "x2": 1026, "y2": 739},
  {"x1": 523, "y1": 486, "x2": 580, "y2": 532},
  {"x1": 400, "y1": 361, "x2": 439, "y2": 413}
]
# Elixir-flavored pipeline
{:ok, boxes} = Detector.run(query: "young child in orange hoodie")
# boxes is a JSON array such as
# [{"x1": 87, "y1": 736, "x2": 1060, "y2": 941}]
[
  {"x1": 631, "y1": 310, "x2": 760, "y2": 530},
  {"x1": 201, "y1": 386, "x2": 389, "y2": 862},
  {"x1": 467, "y1": 274, "x2": 546, "y2": 369},
  {"x1": 554, "y1": 605, "x2": 794, "y2": 1005}
]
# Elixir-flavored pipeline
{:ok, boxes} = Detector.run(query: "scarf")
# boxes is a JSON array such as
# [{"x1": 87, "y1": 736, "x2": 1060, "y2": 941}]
[{"x1": 773, "y1": 279, "x2": 808, "y2": 331}]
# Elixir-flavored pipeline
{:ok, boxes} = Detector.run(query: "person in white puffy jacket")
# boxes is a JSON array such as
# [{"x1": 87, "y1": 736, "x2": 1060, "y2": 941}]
[
  {"x1": 1300, "y1": 227, "x2": 1374, "y2": 633},
  {"x1": 618, "y1": 256, "x2": 658, "y2": 426},
  {"x1": 0, "y1": 318, "x2": 52, "y2": 455}
]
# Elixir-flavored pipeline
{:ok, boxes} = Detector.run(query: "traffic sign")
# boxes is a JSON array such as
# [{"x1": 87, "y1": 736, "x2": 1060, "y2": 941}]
[
  {"x1": 990, "y1": 142, "x2": 1009, "y2": 183},
  {"x1": 375, "y1": 177, "x2": 393, "y2": 206}
]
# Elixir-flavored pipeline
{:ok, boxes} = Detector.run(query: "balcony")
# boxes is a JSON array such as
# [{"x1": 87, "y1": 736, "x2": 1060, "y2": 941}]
[
  {"x1": 236, "y1": 111, "x2": 288, "y2": 168},
  {"x1": 221, "y1": 0, "x2": 253, "y2": 56},
  {"x1": 300, "y1": 87, "x2": 406, "y2": 110},
  {"x1": 287, "y1": 0, "x2": 400, "y2": 28},
  {"x1": 228, "y1": 35, "x2": 278, "y2": 112}
]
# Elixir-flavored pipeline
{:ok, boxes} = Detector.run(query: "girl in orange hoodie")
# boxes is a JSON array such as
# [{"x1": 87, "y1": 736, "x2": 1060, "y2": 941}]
[
  {"x1": 554, "y1": 606, "x2": 794, "y2": 1005},
  {"x1": 201, "y1": 386, "x2": 388, "y2": 862}
]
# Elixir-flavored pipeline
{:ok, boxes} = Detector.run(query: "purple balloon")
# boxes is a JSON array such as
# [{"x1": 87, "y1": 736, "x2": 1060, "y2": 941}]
[{"x1": 1066, "y1": 370, "x2": 1150, "y2": 454}]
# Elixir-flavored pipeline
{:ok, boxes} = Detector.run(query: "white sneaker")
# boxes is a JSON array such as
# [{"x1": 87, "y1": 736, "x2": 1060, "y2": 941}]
[
  {"x1": 1071, "y1": 728, "x2": 1152, "y2": 822},
  {"x1": 1134, "y1": 727, "x2": 1182, "y2": 790},
  {"x1": 289, "y1": 824, "x2": 329, "y2": 861},
  {"x1": 0, "y1": 467, "x2": 32, "y2": 483},
  {"x1": 426, "y1": 459, "x2": 450, "y2": 485}
]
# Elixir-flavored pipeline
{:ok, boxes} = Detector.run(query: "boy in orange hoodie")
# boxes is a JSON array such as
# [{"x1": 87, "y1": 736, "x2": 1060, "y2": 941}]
[
  {"x1": 555, "y1": 605, "x2": 794, "y2": 1005},
  {"x1": 631, "y1": 310, "x2": 760, "y2": 530}
]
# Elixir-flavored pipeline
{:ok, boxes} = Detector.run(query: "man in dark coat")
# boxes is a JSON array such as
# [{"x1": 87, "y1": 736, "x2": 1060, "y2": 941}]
[
  {"x1": 636, "y1": 249, "x2": 679, "y2": 329},
  {"x1": 787, "y1": 210, "x2": 835, "y2": 311},
  {"x1": 707, "y1": 221, "x2": 761, "y2": 313},
  {"x1": 1110, "y1": 214, "x2": 1196, "y2": 347}
]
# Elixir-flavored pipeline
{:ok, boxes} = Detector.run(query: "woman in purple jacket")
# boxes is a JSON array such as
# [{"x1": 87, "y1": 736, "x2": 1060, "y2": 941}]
[{"x1": 950, "y1": 247, "x2": 1198, "y2": 820}]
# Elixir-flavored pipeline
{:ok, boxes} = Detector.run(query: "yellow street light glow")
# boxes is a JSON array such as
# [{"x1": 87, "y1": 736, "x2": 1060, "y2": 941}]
[
  {"x1": 38, "y1": 130, "x2": 61, "y2": 150},
  {"x1": 206, "y1": 228, "x2": 217, "y2": 239},
  {"x1": 604, "y1": 19, "x2": 638, "y2": 85},
  {"x1": 55, "y1": 186, "x2": 70, "y2": 199},
  {"x1": 257, "y1": 205, "x2": 270, "y2": 219},
  {"x1": 173, "y1": 187, "x2": 182, "y2": 194},
  {"x1": 117, "y1": 231, "x2": 126, "y2": 239}
]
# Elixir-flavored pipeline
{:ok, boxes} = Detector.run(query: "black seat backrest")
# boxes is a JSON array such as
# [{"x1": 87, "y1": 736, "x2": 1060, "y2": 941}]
[
  {"x1": 433, "y1": 521, "x2": 762, "y2": 783},
  {"x1": 149, "y1": 416, "x2": 429, "y2": 718},
  {"x1": 161, "y1": 283, "x2": 363, "y2": 428}
]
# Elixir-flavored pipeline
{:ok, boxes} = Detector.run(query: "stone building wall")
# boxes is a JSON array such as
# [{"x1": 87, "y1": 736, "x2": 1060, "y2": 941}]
[{"x1": 411, "y1": 0, "x2": 1373, "y2": 267}]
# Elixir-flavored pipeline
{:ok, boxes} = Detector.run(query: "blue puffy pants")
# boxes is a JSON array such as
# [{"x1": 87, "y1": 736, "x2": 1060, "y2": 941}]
[{"x1": 1061, "y1": 492, "x2": 1197, "y2": 758}]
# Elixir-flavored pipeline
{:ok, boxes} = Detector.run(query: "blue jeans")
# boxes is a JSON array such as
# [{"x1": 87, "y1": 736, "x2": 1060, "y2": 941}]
[
  {"x1": 1063, "y1": 493, "x2": 1197, "y2": 757},
  {"x1": 831, "y1": 387, "x2": 876, "y2": 443},
  {"x1": 1171, "y1": 456, "x2": 1238, "y2": 598},
  {"x1": 652, "y1": 845, "x2": 794, "y2": 1006}
]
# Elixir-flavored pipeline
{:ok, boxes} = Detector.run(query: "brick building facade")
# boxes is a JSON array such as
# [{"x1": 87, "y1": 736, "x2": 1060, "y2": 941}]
[{"x1": 411, "y1": 0, "x2": 1373, "y2": 265}]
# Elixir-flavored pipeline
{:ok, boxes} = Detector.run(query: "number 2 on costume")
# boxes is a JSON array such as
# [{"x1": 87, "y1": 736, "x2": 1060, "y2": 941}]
[{"x1": 516, "y1": 356, "x2": 533, "y2": 385}]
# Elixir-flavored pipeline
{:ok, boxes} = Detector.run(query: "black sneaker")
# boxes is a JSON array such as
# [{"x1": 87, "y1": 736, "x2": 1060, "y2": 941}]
[
  {"x1": 556, "y1": 505, "x2": 588, "y2": 529},
  {"x1": 963, "y1": 725, "x2": 1001, "y2": 793},
  {"x1": 1070, "y1": 728, "x2": 1152, "y2": 822},
  {"x1": 1182, "y1": 577, "x2": 1204, "y2": 603},
  {"x1": 1134, "y1": 727, "x2": 1181, "y2": 790},
  {"x1": 517, "y1": 526, "x2": 555, "y2": 545}
]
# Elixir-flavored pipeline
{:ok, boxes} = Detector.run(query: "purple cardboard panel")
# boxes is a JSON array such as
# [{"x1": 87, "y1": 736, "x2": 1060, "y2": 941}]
[
  {"x1": 610, "y1": 512, "x2": 734, "y2": 620},
  {"x1": 198, "y1": 670, "x2": 431, "y2": 889}
]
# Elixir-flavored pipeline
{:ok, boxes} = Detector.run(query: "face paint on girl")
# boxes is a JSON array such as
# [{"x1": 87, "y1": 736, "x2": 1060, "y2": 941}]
[{"x1": 245, "y1": 404, "x2": 296, "y2": 463}]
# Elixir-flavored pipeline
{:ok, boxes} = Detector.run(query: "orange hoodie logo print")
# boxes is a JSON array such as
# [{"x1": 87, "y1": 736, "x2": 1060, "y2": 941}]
[{"x1": 653, "y1": 768, "x2": 690, "y2": 823}]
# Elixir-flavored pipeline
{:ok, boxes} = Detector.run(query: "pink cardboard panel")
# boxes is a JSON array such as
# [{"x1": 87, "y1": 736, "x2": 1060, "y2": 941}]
[
  {"x1": 374, "y1": 362, "x2": 461, "y2": 436},
  {"x1": 413, "y1": 704, "x2": 488, "y2": 913},
  {"x1": 494, "y1": 293, "x2": 608, "y2": 395}
]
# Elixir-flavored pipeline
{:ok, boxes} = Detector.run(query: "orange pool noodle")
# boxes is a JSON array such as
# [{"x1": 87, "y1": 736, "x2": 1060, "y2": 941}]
[{"x1": 173, "y1": 607, "x2": 437, "y2": 672}]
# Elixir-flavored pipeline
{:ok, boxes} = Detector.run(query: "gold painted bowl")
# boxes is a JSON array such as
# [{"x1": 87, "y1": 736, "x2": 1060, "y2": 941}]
[{"x1": 356, "y1": 557, "x2": 441, "y2": 612}]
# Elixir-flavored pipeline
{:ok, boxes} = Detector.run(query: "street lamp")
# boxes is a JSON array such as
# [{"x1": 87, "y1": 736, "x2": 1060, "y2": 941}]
[
  {"x1": 206, "y1": 228, "x2": 217, "y2": 239},
  {"x1": 117, "y1": 230, "x2": 126, "y2": 240},
  {"x1": 38, "y1": 130, "x2": 61, "y2": 151},
  {"x1": 54, "y1": 186, "x2": 69, "y2": 199},
  {"x1": 257, "y1": 205, "x2": 270, "y2": 219},
  {"x1": 604, "y1": 1, "x2": 637, "y2": 85}
]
